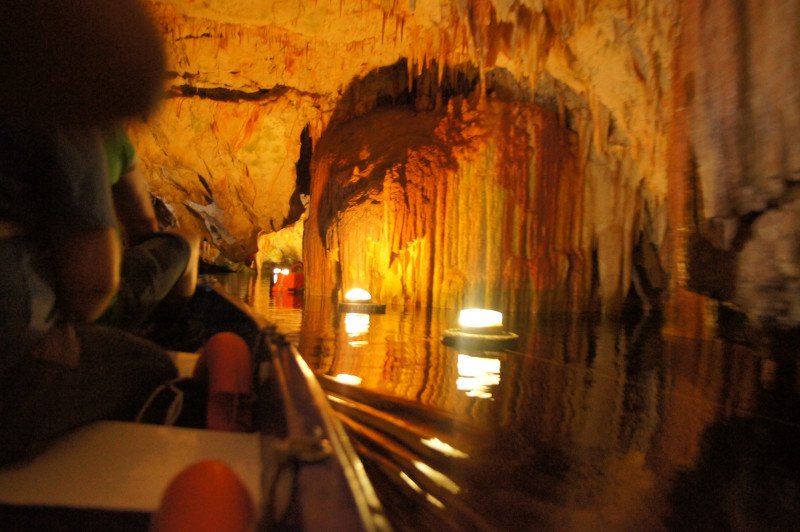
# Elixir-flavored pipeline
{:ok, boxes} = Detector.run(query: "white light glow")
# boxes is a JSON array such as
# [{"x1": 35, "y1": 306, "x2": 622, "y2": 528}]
[
  {"x1": 414, "y1": 461, "x2": 461, "y2": 494},
  {"x1": 456, "y1": 354, "x2": 501, "y2": 399},
  {"x1": 347, "y1": 340, "x2": 369, "y2": 347},
  {"x1": 333, "y1": 373, "x2": 363, "y2": 386},
  {"x1": 344, "y1": 313, "x2": 370, "y2": 336},
  {"x1": 457, "y1": 308, "x2": 503, "y2": 329},
  {"x1": 280, "y1": 268, "x2": 290, "y2": 275},
  {"x1": 420, "y1": 437, "x2": 469, "y2": 458},
  {"x1": 272, "y1": 268, "x2": 281, "y2": 274},
  {"x1": 399, "y1": 471, "x2": 422, "y2": 493},
  {"x1": 426, "y1": 494, "x2": 446, "y2": 509},
  {"x1": 344, "y1": 288, "x2": 372, "y2": 302},
  {"x1": 399, "y1": 470, "x2": 445, "y2": 508}
]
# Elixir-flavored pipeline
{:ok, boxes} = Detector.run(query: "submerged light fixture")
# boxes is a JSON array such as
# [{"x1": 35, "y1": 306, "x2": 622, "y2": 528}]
[
  {"x1": 441, "y1": 308, "x2": 518, "y2": 348},
  {"x1": 338, "y1": 287, "x2": 386, "y2": 314}
]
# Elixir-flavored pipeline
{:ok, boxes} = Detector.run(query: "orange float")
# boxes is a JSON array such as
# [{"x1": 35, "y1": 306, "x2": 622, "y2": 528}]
[
  {"x1": 151, "y1": 459, "x2": 255, "y2": 532},
  {"x1": 194, "y1": 332, "x2": 254, "y2": 432}
]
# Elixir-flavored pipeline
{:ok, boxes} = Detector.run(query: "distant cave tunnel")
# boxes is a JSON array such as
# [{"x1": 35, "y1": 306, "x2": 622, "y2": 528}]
[{"x1": 300, "y1": 59, "x2": 631, "y2": 316}]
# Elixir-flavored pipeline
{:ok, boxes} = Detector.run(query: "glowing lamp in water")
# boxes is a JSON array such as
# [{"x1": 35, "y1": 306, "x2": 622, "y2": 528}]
[
  {"x1": 457, "y1": 308, "x2": 504, "y2": 333},
  {"x1": 339, "y1": 287, "x2": 386, "y2": 314},
  {"x1": 344, "y1": 288, "x2": 372, "y2": 302},
  {"x1": 442, "y1": 308, "x2": 518, "y2": 348}
]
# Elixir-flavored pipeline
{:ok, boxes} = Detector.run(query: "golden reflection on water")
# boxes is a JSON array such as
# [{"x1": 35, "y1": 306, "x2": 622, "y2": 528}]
[
  {"x1": 209, "y1": 272, "x2": 800, "y2": 531},
  {"x1": 455, "y1": 353, "x2": 501, "y2": 399}
]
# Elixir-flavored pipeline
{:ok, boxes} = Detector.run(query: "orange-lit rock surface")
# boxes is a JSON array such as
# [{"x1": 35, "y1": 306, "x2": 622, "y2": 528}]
[
  {"x1": 138, "y1": 1, "x2": 673, "y2": 311},
  {"x1": 306, "y1": 97, "x2": 591, "y2": 312},
  {"x1": 133, "y1": 0, "x2": 800, "y2": 335}
]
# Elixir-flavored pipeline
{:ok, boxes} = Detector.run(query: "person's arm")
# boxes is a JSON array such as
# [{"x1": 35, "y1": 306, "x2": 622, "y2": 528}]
[
  {"x1": 112, "y1": 164, "x2": 159, "y2": 244},
  {"x1": 53, "y1": 227, "x2": 122, "y2": 322}
]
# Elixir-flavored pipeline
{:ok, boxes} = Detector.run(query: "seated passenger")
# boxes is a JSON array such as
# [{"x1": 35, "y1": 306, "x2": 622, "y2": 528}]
[
  {"x1": 0, "y1": 125, "x2": 178, "y2": 465},
  {"x1": 0, "y1": 0, "x2": 194, "y2": 465},
  {"x1": 99, "y1": 125, "x2": 201, "y2": 332}
]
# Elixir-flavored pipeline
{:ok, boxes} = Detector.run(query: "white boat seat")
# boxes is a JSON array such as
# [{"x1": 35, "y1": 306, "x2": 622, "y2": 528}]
[{"x1": 0, "y1": 420, "x2": 261, "y2": 514}]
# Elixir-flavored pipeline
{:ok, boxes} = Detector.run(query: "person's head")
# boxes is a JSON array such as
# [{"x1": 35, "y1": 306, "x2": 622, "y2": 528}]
[{"x1": 0, "y1": 0, "x2": 167, "y2": 129}]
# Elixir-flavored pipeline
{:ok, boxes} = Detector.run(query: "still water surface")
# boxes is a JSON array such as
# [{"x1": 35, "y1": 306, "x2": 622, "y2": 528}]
[{"x1": 209, "y1": 272, "x2": 800, "y2": 531}]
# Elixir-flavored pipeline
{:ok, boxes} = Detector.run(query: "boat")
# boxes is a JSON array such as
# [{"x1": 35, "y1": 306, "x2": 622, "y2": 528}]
[{"x1": 0, "y1": 281, "x2": 390, "y2": 531}]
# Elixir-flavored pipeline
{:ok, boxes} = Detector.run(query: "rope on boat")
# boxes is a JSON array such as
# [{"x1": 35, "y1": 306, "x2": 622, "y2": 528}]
[
  {"x1": 262, "y1": 430, "x2": 333, "y2": 524},
  {"x1": 135, "y1": 378, "x2": 188, "y2": 425}
]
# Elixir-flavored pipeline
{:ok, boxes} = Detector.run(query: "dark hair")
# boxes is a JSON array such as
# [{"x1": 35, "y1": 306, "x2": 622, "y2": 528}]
[{"x1": 0, "y1": 0, "x2": 167, "y2": 128}]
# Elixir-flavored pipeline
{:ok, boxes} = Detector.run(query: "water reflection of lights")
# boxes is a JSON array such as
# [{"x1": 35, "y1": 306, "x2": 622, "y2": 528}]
[
  {"x1": 420, "y1": 437, "x2": 469, "y2": 458},
  {"x1": 332, "y1": 373, "x2": 363, "y2": 386},
  {"x1": 339, "y1": 287, "x2": 386, "y2": 313},
  {"x1": 344, "y1": 313, "x2": 370, "y2": 336},
  {"x1": 426, "y1": 495, "x2": 445, "y2": 509},
  {"x1": 347, "y1": 340, "x2": 369, "y2": 347},
  {"x1": 456, "y1": 354, "x2": 501, "y2": 399},
  {"x1": 399, "y1": 472, "x2": 445, "y2": 509},
  {"x1": 414, "y1": 461, "x2": 461, "y2": 494},
  {"x1": 442, "y1": 308, "x2": 518, "y2": 348},
  {"x1": 399, "y1": 471, "x2": 423, "y2": 493}
]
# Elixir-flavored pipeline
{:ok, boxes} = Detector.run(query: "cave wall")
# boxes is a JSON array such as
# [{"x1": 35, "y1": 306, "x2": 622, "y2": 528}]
[
  {"x1": 127, "y1": 92, "x2": 320, "y2": 263},
  {"x1": 305, "y1": 94, "x2": 594, "y2": 313},
  {"x1": 132, "y1": 0, "x2": 800, "y2": 333},
  {"x1": 673, "y1": 0, "x2": 800, "y2": 335},
  {"x1": 138, "y1": 0, "x2": 675, "y2": 316}
]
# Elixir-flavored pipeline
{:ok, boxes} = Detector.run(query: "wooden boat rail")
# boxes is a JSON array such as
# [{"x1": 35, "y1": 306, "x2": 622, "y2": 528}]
[{"x1": 0, "y1": 282, "x2": 391, "y2": 531}]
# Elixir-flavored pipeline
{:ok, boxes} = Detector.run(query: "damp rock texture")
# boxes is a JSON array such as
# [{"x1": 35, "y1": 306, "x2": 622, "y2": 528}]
[
  {"x1": 677, "y1": 0, "x2": 800, "y2": 333},
  {"x1": 137, "y1": 0, "x2": 675, "y2": 317},
  {"x1": 133, "y1": 0, "x2": 800, "y2": 330}
]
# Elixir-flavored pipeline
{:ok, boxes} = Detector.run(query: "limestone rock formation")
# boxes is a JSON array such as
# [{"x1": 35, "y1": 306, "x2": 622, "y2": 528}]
[
  {"x1": 675, "y1": 0, "x2": 800, "y2": 338},
  {"x1": 138, "y1": 1, "x2": 673, "y2": 311},
  {"x1": 131, "y1": 0, "x2": 800, "y2": 336}
]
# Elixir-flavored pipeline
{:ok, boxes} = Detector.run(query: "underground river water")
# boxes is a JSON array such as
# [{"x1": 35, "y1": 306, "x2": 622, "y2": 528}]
[{"x1": 208, "y1": 272, "x2": 800, "y2": 531}]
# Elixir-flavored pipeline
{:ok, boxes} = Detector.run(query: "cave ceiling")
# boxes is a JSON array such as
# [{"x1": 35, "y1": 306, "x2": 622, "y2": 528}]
[{"x1": 137, "y1": 0, "x2": 676, "y2": 262}]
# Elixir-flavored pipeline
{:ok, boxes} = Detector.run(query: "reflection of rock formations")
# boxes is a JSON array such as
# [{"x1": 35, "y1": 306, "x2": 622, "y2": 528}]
[
  {"x1": 290, "y1": 298, "x2": 782, "y2": 528},
  {"x1": 666, "y1": 357, "x2": 800, "y2": 531}
]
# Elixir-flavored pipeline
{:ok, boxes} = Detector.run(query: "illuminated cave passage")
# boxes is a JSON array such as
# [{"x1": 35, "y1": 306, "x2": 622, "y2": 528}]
[
  {"x1": 2, "y1": 2, "x2": 799, "y2": 531},
  {"x1": 306, "y1": 61, "x2": 603, "y2": 315},
  {"x1": 130, "y1": 0, "x2": 800, "y2": 346}
]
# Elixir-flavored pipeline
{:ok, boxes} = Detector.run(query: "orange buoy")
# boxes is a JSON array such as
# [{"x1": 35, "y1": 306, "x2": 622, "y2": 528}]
[
  {"x1": 152, "y1": 460, "x2": 255, "y2": 532},
  {"x1": 196, "y1": 332, "x2": 253, "y2": 395},
  {"x1": 194, "y1": 332, "x2": 255, "y2": 432}
]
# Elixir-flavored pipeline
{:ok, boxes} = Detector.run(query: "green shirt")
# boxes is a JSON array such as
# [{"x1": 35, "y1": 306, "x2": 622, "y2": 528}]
[
  {"x1": 97, "y1": 126, "x2": 137, "y2": 325},
  {"x1": 104, "y1": 126, "x2": 137, "y2": 185}
]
